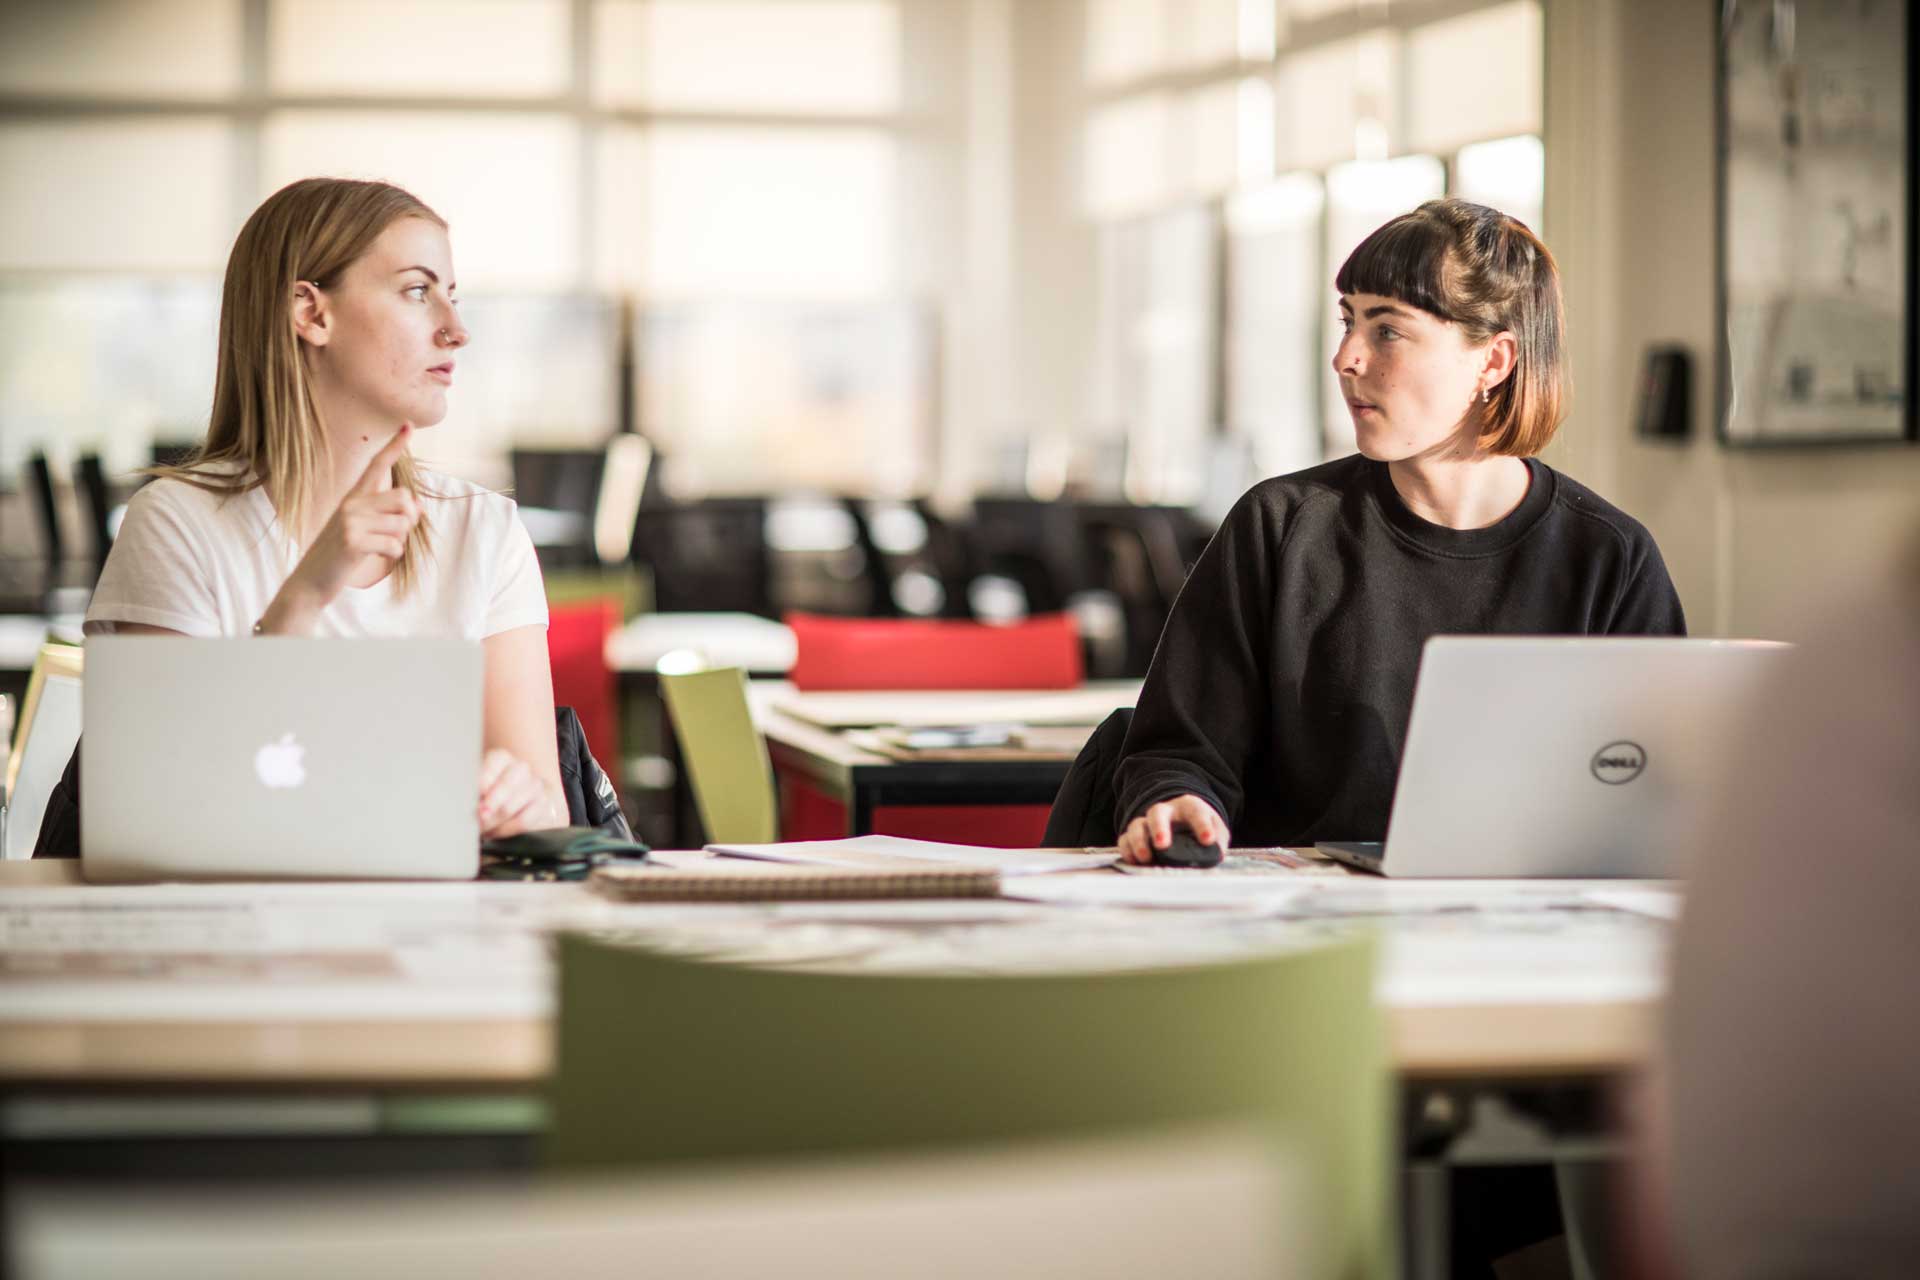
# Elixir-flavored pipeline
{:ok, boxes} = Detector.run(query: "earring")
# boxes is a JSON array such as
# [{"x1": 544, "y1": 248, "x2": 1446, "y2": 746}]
[{"x1": 1481, "y1": 386, "x2": 1490, "y2": 403}]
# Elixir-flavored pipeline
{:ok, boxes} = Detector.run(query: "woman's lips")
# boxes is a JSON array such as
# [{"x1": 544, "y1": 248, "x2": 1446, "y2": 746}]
[{"x1": 428, "y1": 364, "x2": 454, "y2": 385}]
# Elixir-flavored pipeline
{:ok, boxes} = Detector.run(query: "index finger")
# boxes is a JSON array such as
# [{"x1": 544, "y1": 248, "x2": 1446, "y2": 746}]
[
  {"x1": 351, "y1": 423, "x2": 412, "y2": 495},
  {"x1": 1176, "y1": 797, "x2": 1223, "y2": 845}
]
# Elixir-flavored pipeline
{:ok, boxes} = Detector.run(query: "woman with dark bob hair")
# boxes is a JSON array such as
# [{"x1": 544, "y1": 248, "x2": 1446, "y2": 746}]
[{"x1": 1116, "y1": 197, "x2": 1685, "y2": 862}]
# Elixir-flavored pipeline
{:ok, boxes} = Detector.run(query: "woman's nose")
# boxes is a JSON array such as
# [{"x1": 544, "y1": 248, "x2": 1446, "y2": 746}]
[
  {"x1": 439, "y1": 312, "x2": 469, "y2": 348},
  {"x1": 1332, "y1": 333, "x2": 1362, "y2": 375}
]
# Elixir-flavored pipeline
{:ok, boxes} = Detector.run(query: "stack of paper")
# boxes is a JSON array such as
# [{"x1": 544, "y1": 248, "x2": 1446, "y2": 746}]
[{"x1": 707, "y1": 836, "x2": 1116, "y2": 877}]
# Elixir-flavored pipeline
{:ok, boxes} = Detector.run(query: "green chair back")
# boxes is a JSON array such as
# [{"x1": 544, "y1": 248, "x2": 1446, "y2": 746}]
[
  {"x1": 657, "y1": 666, "x2": 778, "y2": 845},
  {"x1": 548, "y1": 934, "x2": 1393, "y2": 1279}
]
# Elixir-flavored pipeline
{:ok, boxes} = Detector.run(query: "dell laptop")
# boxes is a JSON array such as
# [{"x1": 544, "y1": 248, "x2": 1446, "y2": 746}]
[
  {"x1": 83, "y1": 637, "x2": 482, "y2": 882},
  {"x1": 1316, "y1": 636, "x2": 1789, "y2": 879}
]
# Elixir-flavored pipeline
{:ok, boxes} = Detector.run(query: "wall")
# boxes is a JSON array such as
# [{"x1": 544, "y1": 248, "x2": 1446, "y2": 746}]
[
  {"x1": 1002, "y1": 0, "x2": 1919, "y2": 642},
  {"x1": 1545, "y1": 0, "x2": 1920, "y2": 642}
]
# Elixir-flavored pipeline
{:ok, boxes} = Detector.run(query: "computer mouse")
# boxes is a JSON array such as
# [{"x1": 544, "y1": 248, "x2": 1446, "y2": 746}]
[{"x1": 1151, "y1": 825, "x2": 1225, "y2": 869}]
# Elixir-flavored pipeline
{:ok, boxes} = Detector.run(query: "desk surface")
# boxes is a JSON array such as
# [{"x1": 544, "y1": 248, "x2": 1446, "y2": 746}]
[
  {"x1": 750, "y1": 681, "x2": 1137, "y2": 803},
  {"x1": 0, "y1": 861, "x2": 1666, "y2": 1087},
  {"x1": 605, "y1": 612, "x2": 796, "y2": 675}
]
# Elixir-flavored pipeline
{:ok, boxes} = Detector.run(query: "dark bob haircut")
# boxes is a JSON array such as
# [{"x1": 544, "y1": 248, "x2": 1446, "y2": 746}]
[{"x1": 1335, "y1": 197, "x2": 1566, "y2": 456}]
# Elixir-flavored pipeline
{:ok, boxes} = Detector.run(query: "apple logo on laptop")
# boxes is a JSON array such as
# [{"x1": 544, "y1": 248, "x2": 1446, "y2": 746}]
[{"x1": 254, "y1": 733, "x2": 307, "y2": 789}]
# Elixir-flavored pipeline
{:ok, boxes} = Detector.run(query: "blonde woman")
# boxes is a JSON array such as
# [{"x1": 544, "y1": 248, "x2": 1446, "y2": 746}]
[{"x1": 84, "y1": 178, "x2": 564, "y2": 839}]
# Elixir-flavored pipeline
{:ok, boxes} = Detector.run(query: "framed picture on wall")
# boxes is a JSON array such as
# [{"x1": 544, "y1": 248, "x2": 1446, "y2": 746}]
[{"x1": 1716, "y1": 0, "x2": 1916, "y2": 445}]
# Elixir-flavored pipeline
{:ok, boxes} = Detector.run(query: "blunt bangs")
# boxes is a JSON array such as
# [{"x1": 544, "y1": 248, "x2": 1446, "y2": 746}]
[{"x1": 1334, "y1": 215, "x2": 1463, "y2": 324}]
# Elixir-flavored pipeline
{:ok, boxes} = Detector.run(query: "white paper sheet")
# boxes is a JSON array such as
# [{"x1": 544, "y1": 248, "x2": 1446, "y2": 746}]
[
  {"x1": 707, "y1": 836, "x2": 1117, "y2": 877},
  {"x1": 1001, "y1": 875, "x2": 1311, "y2": 913},
  {"x1": 1581, "y1": 887, "x2": 1683, "y2": 921},
  {"x1": 768, "y1": 682, "x2": 1142, "y2": 729}
]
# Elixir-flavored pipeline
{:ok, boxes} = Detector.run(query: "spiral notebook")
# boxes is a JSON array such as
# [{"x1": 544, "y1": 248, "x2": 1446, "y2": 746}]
[{"x1": 589, "y1": 859, "x2": 1000, "y2": 902}]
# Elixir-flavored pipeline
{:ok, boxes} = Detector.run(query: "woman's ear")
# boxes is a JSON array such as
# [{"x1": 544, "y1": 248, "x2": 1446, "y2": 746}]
[
  {"x1": 291, "y1": 281, "x2": 330, "y2": 348},
  {"x1": 1481, "y1": 330, "x2": 1519, "y2": 395}
]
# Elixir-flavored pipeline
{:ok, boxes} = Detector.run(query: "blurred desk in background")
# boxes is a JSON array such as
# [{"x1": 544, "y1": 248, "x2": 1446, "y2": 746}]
[
  {"x1": 750, "y1": 680, "x2": 1142, "y2": 839},
  {"x1": 603, "y1": 610, "x2": 796, "y2": 678}
]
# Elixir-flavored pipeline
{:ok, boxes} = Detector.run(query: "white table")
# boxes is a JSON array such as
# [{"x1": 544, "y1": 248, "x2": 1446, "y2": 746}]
[
  {"x1": 0, "y1": 861, "x2": 1669, "y2": 1084},
  {"x1": 603, "y1": 611, "x2": 795, "y2": 676}
]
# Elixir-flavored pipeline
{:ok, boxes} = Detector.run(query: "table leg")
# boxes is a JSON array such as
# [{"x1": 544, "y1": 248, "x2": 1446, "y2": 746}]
[
  {"x1": 1403, "y1": 1159, "x2": 1451, "y2": 1279},
  {"x1": 850, "y1": 787, "x2": 876, "y2": 837}
]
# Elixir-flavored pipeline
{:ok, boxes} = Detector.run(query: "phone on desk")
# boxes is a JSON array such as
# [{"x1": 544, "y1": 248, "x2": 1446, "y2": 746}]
[{"x1": 900, "y1": 725, "x2": 1016, "y2": 750}]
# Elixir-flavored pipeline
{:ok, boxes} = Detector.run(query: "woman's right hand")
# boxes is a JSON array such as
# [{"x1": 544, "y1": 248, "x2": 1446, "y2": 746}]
[
  {"x1": 1118, "y1": 795, "x2": 1231, "y2": 865},
  {"x1": 261, "y1": 426, "x2": 420, "y2": 632}
]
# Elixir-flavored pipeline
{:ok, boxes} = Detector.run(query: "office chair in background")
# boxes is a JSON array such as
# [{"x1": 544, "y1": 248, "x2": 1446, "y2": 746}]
[{"x1": 657, "y1": 666, "x2": 778, "y2": 845}]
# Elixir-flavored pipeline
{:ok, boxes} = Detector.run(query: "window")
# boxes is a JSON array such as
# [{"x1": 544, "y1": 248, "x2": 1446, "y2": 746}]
[
  {"x1": 0, "y1": 0, "x2": 933, "y2": 495},
  {"x1": 269, "y1": 0, "x2": 571, "y2": 98},
  {"x1": 594, "y1": 1, "x2": 900, "y2": 115},
  {"x1": 1083, "y1": 0, "x2": 1544, "y2": 481},
  {"x1": 0, "y1": 0, "x2": 242, "y2": 99},
  {"x1": 261, "y1": 112, "x2": 582, "y2": 290},
  {"x1": 595, "y1": 126, "x2": 896, "y2": 299}
]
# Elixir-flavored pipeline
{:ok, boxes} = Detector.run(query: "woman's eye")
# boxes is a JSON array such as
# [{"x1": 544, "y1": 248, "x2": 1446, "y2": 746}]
[
  {"x1": 405, "y1": 284, "x2": 428, "y2": 301},
  {"x1": 1377, "y1": 325, "x2": 1400, "y2": 340}
]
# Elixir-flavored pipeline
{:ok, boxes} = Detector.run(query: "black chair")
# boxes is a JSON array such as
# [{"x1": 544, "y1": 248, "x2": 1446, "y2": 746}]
[
  {"x1": 149, "y1": 441, "x2": 199, "y2": 470},
  {"x1": 629, "y1": 498, "x2": 774, "y2": 617},
  {"x1": 511, "y1": 447, "x2": 606, "y2": 569},
  {"x1": 965, "y1": 497, "x2": 1088, "y2": 614},
  {"x1": 26, "y1": 452, "x2": 64, "y2": 571},
  {"x1": 511, "y1": 448, "x2": 605, "y2": 517},
  {"x1": 74, "y1": 453, "x2": 114, "y2": 572},
  {"x1": 838, "y1": 498, "x2": 901, "y2": 617},
  {"x1": 911, "y1": 499, "x2": 979, "y2": 619},
  {"x1": 1077, "y1": 503, "x2": 1205, "y2": 675}
]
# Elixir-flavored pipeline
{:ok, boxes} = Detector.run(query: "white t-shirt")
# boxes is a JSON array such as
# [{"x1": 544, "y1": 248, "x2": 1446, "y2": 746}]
[{"x1": 84, "y1": 468, "x2": 549, "y2": 640}]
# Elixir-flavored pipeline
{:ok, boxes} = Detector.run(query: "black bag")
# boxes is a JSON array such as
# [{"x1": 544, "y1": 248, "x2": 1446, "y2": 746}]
[
  {"x1": 29, "y1": 745, "x2": 82, "y2": 860},
  {"x1": 31, "y1": 705, "x2": 632, "y2": 859},
  {"x1": 554, "y1": 705, "x2": 634, "y2": 841},
  {"x1": 1041, "y1": 708, "x2": 1134, "y2": 848}
]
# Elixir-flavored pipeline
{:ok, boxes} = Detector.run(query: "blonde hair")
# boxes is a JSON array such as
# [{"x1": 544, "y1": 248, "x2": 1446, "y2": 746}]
[{"x1": 154, "y1": 177, "x2": 446, "y2": 596}]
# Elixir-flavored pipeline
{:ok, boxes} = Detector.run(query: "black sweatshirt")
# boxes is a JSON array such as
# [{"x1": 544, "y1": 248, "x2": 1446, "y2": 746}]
[{"x1": 1114, "y1": 453, "x2": 1686, "y2": 847}]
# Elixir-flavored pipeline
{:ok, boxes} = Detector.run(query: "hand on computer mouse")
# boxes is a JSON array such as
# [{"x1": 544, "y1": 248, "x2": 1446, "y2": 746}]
[{"x1": 1118, "y1": 795, "x2": 1231, "y2": 865}]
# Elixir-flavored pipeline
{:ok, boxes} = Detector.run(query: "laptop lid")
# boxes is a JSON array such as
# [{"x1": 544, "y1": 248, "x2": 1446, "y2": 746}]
[
  {"x1": 82, "y1": 637, "x2": 482, "y2": 882},
  {"x1": 1377, "y1": 636, "x2": 1788, "y2": 878}
]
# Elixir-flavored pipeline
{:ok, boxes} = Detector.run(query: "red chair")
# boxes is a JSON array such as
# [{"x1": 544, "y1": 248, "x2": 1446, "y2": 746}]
[
  {"x1": 547, "y1": 598, "x2": 621, "y2": 783},
  {"x1": 780, "y1": 612, "x2": 1084, "y2": 846},
  {"x1": 785, "y1": 612, "x2": 1082, "y2": 691}
]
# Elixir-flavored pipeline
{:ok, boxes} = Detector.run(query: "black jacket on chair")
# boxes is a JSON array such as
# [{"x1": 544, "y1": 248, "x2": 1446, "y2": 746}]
[
  {"x1": 31, "y1": 706, "x2": 629, "y2": 858},
  {"x1": 1041, "y1": 708, "x2": 1133, "y2": 848},
  {"x1": 556, "y1": 705, "x2": 633, "y2": 841}
]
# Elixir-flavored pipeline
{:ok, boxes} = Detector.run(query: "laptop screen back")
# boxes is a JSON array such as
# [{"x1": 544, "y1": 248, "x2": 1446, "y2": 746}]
[
  {"x1": 82, "y1": 637, "x2": 482, "y2": 881},
  {"x1": 1380, "y1": 636, "x2": 1788, "y2": 878}
]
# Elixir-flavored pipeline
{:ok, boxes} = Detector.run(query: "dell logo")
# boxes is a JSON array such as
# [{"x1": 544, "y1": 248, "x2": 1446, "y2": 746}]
[{"x1": 1591, "y1": 741, "x2": 1646, "y2": 785}]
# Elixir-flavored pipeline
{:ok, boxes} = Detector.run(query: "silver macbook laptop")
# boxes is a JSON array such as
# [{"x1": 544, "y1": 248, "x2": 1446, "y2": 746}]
[
  {"x1": 1317, "y1": 636, "x2": 1789, "y2": 878},
  {"x1": 83, "y1": 637, "x2": 482, "y2": 882}
]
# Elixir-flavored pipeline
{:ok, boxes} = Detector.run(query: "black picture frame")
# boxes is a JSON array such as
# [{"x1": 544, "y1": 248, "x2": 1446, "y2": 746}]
[{"x1": 1715, "y1": 0, "x2": 1918, "y2": 447}]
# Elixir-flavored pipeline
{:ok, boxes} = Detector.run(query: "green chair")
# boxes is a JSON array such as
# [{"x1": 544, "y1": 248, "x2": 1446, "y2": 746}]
[
  {"x1": 547, "y1": 933, "x2": 1394, "y2": 1279},
  {"x1": 657, "y1": 666, "x2": 778, "y2": 844}
]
